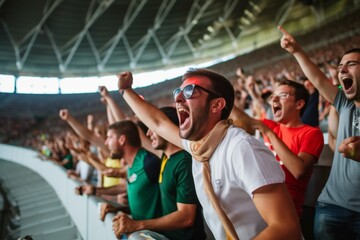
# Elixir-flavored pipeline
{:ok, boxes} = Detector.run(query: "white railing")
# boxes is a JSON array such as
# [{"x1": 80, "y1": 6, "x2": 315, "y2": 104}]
[{"x1": 0, "y1": 144, "x2": 118, "y2": 240}]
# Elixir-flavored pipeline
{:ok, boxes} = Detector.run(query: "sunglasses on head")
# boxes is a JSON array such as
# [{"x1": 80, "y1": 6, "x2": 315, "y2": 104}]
[{"x1": 172, "y1": 84, "x2": 220, "y2": 101}]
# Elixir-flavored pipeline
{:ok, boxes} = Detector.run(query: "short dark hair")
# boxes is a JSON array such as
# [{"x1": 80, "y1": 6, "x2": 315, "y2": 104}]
[
  {"x1": 277, "y1": 79, "x2": 309, "y2": 116},
  {"x1": 182, "y1": 68, "x2": 234, "y2": 119},
  {"x1": 343, "y1": 48, "x2": 360, "y2": 55},
  {"x1": 108, "y1": 120, "x2": 141, "y2": 147}
]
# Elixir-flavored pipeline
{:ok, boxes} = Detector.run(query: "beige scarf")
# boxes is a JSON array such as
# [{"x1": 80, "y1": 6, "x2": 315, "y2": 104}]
[{"x1": 190, "y1": 119, "x2": 239, "y2": 240}]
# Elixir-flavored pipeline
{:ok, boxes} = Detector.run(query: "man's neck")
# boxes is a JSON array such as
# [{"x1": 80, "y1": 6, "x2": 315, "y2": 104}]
[
  {"x1": 123, "y1": 146, "x2": 140, "y2": 167},
  {"x1": 163, "y1": 144, "x2": 182, "y2": 158}
]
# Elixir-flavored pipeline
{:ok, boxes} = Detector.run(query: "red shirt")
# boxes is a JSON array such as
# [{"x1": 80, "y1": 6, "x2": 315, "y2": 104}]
[{"x1": 262, "y1": 119, "x2": 324, "y2": 217}]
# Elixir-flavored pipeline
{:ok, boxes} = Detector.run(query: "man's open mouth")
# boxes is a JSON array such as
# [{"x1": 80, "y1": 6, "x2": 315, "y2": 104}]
[
  {"x1": 178, "y1": 108, "x2": 189, "y2": 127},
  {"x1": 342, "y1": 77, "x2": 353, "y2": 90}
]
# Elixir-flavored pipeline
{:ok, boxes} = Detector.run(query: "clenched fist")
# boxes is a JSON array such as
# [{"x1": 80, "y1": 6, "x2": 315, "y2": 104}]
[
  {"x1": 117, "y1": 71, "x2": 133, "y2": 91},
  {"x1": 59, "y1": 109, "x2": 69, "y2": 120},
  {"x1": 98, "y1": 85, "x2": 109, "y2": 97}
]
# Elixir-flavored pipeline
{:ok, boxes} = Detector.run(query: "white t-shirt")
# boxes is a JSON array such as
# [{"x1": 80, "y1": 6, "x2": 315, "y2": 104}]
[{"x1": 183, "y1": 126, "x2": 284, "y2": 239}]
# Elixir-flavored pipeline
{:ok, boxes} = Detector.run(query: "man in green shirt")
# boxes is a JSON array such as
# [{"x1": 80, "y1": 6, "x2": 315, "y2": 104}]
[{"x1": 113, "y1": 107, "x2": 205, "y2": 240}]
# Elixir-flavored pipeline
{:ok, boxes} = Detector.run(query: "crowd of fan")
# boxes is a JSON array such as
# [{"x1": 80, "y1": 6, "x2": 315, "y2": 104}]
[{"x1": 1, "y1": 16, "x2": 360, "y2": 239}]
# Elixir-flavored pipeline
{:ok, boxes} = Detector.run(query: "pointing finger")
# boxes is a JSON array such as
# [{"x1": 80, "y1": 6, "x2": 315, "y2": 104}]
[{"x1": 278, "y1": 25, "x2": 289, "y2": 36}]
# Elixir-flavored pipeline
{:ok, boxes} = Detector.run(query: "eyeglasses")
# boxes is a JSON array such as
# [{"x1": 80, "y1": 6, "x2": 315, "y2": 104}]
[
  {"x1": 267, "y1": 92, "x2": 294, "y2": 103},
  {"x1": 173, "y1": 84, "x2": 220, "y2": 101}
]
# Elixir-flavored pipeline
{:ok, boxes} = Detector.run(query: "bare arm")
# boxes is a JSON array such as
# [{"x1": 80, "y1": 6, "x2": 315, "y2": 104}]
[
  {"x1": 113, "y1": 203, "x2": 196, "y2": 237},
  {"x1": 278, "y1": 25, "x2": 338, "y2": 103},
  {"x1": 117, "y1": 71, "x2": 183, "y2": 149},
  {"x1": 79, "y1": 183, "x2": 126, "y2": 196},
  {"x1": 245, "y1": 76, "x2": 266, "y2": 119},
  {"x1": 101, "y1": 97, "x2": 116, "y2": 125},
  {"x1": 87, "y1": 114, "x2": 94, "y2": 131},
  {"x1": 59, "y1": 109, "x2": 110, "y2": 156},
  {"x1": 327, "y1": 106, "x2": 339, "y2": 152},
  {"x1": 255, "y1": 120, "x2": 317, "y2": 179},
  {"x1": 113, "y1": 203, "x2": 196, "y2": 236},
  {"x1": 253, "y1": 183, "x2": 302, "y2": 240},
  {"x1": 99, "y1": 86, "x2": 161, "y2": 157},
  {"x1": 229, "y1": 104, "x2": 256, "y2": 135},
  {"x1": 99, "y1": 86, "x2": 127, "y2": 122}
]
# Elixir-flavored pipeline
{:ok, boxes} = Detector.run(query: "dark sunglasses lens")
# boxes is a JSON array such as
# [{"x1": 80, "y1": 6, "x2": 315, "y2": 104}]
[{"x1": 183, "y1": 85, "x2": 194, "y2": 99}]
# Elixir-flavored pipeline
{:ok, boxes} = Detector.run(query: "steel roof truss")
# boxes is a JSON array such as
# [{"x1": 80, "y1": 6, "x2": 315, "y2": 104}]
[
  {"x1": 63, "y1": 0, "x2": 115, "y2": 71},
  {"x1": 131, "y1": 0, "x2": 176, "y2": 67},
  {"x1": 19, "y1": 1, "x2": 56, "y2": 70},
  {"x1": 99, "y1": 0, "x2": 147, "y2": 71},
  {"x1": 276, "y1": 0, "x2": 296, "y2": 26},
  {"x1": 121, "y1": 36, "x2": 135, "y2": 65},
  {"x1": 86, "y1": 33, "x2": 102, "y2": 67},
  {"x1": 165, "y1": 0, "x2": 214, "y2": 60},
  {"x1": 20, "y1": 0, "x2": 64, "y2": 46},
  {"x1": 0, "y1": 18, "x2": 21, "y2": 70},
  {"x1": 44, "y1": 25, "x2": 65, "y2": 73}
]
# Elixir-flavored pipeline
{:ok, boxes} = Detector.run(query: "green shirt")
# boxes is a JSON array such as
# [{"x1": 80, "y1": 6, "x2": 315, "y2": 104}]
[
  {"x1": 159, "y1": 150, "x2": 205, "y2": 240},
  {"x1": 127, "y1": 148, "x2": 162, "y2": 220}
]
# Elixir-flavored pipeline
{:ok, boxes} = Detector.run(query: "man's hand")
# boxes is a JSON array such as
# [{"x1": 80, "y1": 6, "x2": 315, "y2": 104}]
[
  {"x1": 75, "y1": 185, "x2": 95, "y2": 196},
  {"x1": 117, "y1": 71, "x2": 133, "y2": 91},
  {"x1": 112, "y1": 214, "x2": 139, "y2": 238},
  {"x1": 99, "y1": 203, "x2": 118, "y2": 221},
  {"x1": 117, "y1": 193, "x2": 128, "y2": 205},
  {"x1": 98, "y1": 85, "x2": 110, "y2": 97},
  {"x1": 253, "y1": 119, "x2": 272, "y2": 136},
  {"x1": 278, "y1": 25, "x2": 301, "y2": 54},
  {"x1": 245, "y1": 75, "x2": 256, "y2": 92},
  {"x1": 59, "y1": 109, "x2": 69, "y2": 120},
  {"x1": 338, "y1": 136, "x2": 360, "y2": 161},
  {"x1": 102, "y1": 168, "x2": 125, "y2": 178},
  {"x1": 67, "y1": 169, "x2": 77, "y2": 178}
]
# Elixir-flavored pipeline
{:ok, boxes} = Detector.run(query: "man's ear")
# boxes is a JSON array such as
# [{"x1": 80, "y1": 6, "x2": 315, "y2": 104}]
[
  {"x1": 211, "y1": 98, "x2": 226, "y2": 114},
  {"x1": 296, "y1": 99, "x2": 305, "y2": 112},
  {"x1": 118, "y1": 135, "x2": 126, "y2": 146}
]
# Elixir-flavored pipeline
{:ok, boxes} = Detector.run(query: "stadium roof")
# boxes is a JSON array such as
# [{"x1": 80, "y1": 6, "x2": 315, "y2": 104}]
[{"x1": 0, "y1": 0, "x2": 350, "y2": 78}]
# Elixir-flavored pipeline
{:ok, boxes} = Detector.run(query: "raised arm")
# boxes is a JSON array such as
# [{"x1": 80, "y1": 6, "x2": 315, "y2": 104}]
[
  {"x1": 87, "y1": 114, "x2": 94, "y2": 131},
  {"x1": 59, "y1": 109, "x2": 110, "y2": 156},
  {"x1": 245, "y1": 75, "x2": 266, "y2": 119},
  {"x1": 100, "y1": 97, "x2": 116, "y2": 125},
  {"x1": 278, "y1": 25, "x2": 338, "y2": 103},
  {"x1": 99, "y1": 86, "x2": 127, "y2": 122},
  {"x1": 99, "y1": 85, "x2": 161, "y2": 157},
  {"x1": 117, "y1": 71, "x2": 183, "y2": 149},
  {"x1": 327, "y1": 106, "x2": 339, "y2": 152}
]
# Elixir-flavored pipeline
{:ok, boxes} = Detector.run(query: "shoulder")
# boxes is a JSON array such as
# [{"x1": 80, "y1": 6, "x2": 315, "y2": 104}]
[
  {"x1": 220, "y1": 126, "x2": 274, "y2": 162},
  {"x1": 144, "y1": 149, "x2": 161, "y2": 163},
  {"x1": 169, "y1": 150, "x2": 192, "y2": 169},
  {"x1": 301, "y1": 125, "x2": 324, "y2": 139},
  {"x1": 334, "y1": 89, "x2": 354, "y2": 110}
]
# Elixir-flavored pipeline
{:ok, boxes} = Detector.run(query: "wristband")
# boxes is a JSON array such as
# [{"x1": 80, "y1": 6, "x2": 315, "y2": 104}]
[{"x1": 93, "y1": 186, "x2": 97, "y2": 196}]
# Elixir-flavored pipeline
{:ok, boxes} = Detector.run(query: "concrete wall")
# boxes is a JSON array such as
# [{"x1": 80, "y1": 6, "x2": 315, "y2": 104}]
[{"x1": 0, "y1": 144, "x2": 117, "y2": 240}]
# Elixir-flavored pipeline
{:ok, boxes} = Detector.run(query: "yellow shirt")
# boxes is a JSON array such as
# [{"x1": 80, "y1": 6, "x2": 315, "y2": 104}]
[{"x1": 103, "y1": 157, "x2": 121, "y2": 187}]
